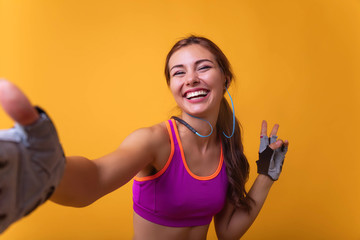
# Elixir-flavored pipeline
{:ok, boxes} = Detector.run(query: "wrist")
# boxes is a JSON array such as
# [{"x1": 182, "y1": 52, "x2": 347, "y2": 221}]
[{"x1": 257, "y1": 174, "x2": 275, "y2": 187}]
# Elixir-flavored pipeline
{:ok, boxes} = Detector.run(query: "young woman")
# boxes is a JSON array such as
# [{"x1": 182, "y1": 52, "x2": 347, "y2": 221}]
[{"x1": 0, "y1": 36, "x2": 288, "y2": 239}]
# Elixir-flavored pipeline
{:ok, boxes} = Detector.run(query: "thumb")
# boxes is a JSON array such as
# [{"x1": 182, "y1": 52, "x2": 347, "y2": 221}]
[
  {"x1": 269, "y1": 139, "x2": 284, "y2": 150},
  {"x1": 0, "y1": 79, "x2": 39, "y2": 126}
]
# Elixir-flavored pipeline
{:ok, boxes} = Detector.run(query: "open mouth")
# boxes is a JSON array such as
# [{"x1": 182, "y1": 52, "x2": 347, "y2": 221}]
[{"x1": 185, "y1": 90, "x2": 209, "y2": 100}]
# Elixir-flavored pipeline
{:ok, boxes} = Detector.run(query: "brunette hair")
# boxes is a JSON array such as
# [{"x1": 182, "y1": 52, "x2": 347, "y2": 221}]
[{"x1": 164, "y1": 35, "x2": 252, "y2": 211}]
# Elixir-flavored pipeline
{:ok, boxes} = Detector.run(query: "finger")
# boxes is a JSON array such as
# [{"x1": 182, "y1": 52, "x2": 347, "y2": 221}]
[
  {"x1": 270, "y1": 124, "x2": 279, "y2": 137},
  {"x1": 260, "y1": 120, "x2": 267, "y2": 137},
  {"x1": 269, "y1": 139, "x2": 283, "y2": 150},
  {"x1": 282, "y1": 140, "x2": 289, "y2": 152},
  {"x1": 280, "y1": 140, "x2": 289, "y2": 154},
  {"x1": 0, "y1": 79, "x2": 39, "y2": 126}
]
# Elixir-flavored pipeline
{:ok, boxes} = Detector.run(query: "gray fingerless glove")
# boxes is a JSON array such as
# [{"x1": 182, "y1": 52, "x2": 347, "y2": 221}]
[
  {"x1": 256, "y1": 135, "x2": 288, "y2": 181},
  {"x1": 0, "y1": 107, "x2": 65, "y2": 233}
]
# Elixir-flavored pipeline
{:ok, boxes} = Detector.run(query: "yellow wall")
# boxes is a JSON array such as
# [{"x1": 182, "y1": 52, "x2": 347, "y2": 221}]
[{"x1": 1, "y1": 0, "x2": 359, "y2": 239}]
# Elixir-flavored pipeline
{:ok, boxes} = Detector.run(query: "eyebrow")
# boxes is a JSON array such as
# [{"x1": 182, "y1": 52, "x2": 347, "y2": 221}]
[{"x1": 169, "y1": 59, "x2": 214, "y2": 72}]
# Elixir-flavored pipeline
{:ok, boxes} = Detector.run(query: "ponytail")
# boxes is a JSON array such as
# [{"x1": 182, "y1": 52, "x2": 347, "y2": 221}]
[{"x1": 217, "y1": 97, "x2": 252, "y2": 212}]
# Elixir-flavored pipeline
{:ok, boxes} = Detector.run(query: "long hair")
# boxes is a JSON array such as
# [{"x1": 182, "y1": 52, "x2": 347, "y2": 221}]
[{"x1": 164, "y1": 35, "x2": 252, "y2": 211}]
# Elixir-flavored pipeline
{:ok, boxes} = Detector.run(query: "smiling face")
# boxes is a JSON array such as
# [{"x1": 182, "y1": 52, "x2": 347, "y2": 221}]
[{"x1": 168, "y1": 44, "x2": 226, "y2": 118}]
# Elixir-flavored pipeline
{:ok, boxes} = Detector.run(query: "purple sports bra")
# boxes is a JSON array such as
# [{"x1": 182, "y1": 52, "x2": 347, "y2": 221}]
[{"x1": 132, "y1": 119, "x2": 229, "y2": 227}]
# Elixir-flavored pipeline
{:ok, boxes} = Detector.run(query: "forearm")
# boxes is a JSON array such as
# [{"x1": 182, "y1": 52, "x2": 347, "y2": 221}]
[
  {"x1": 50, "y1": 156, "x2": 101, "y2": 207},
  {"x1": 245, "y1": 174, "x2": 274, "y2": 220},
  {"x1": 216, "y1": 174, "x2": 274, "y2": 240}
]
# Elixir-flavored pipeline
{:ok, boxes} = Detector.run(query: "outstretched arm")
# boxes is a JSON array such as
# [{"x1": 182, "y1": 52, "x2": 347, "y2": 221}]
[
  {"x1": 214, "y1": 121, "x2": 289, "y2": 240},
  {"x1": 0, "y1": 80, "x2": 161, "y2": 233},
  {"x1": 51, "y1": 126, "x2": 159, "y2": 207}
]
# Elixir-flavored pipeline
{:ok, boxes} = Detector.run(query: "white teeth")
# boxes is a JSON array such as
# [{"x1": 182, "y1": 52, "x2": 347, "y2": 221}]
[{"x1": 186, "y1": 90, "x2": 208, "y2": 99}]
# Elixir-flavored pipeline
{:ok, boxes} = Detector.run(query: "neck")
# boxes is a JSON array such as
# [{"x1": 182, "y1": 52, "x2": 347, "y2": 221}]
[{"x1": 175, "y1": 112, "x2": 219, "y2": 149}]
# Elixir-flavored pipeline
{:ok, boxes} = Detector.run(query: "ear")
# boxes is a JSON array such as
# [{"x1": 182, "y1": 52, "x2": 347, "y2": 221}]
[{"x1": 224, "y1": 77, "x2": 231, "y2": 89}]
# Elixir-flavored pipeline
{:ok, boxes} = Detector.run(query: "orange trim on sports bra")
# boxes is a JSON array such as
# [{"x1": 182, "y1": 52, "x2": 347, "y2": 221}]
[
  {"x1": 133, "y1": 121, "x2": 175, "y2": 182},
  {"x1": 172, "y1": 119, "x2": 224, "y2": 181}
]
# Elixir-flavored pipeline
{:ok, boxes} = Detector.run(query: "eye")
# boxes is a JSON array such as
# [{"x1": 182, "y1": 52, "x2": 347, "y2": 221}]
[
  {"x1": 173, "y1": 71, "x2": 185, "y2": 76},
  {"x1": 198, "y1": 65, "x2": 211, "y2": 71}
]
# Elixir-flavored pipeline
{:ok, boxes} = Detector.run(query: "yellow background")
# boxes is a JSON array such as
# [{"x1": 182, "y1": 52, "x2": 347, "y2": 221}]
[{"x1": 1, "y1": 0, "x2": 359, "y2": 239}]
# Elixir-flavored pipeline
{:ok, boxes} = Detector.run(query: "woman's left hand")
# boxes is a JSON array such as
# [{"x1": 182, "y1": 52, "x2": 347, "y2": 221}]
[{"x1": 256, "y1": 120, "x2": 289, "y2": 181}]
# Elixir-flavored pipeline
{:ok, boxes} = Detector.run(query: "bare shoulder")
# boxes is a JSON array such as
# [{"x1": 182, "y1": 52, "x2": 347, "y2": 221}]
[
  {"x1": 126, "y1": 121, "x2": 171, "y2": 177},
  {"x1": 120, "y1": 121, "x2": 169, "y2": 156},
  {"x1": 149, "y1": 122, "x2": 172, "y2": 160},
  {"x1": 149, "y1": 121, "x2": 171, "y2": 146}
]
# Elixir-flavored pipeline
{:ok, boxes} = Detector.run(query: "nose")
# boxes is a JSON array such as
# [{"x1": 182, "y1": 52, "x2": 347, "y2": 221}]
[{"x1": 185, "y1": 71, "x2": 200, "y2": 86}]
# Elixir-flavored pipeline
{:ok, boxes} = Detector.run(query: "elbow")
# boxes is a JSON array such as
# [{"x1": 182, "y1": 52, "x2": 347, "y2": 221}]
[
  {"x1": 216, "y1": 226, "x2": 246, "y2": 240},
  {"x1": 217, "y1": 234, "x2": 243, "y2": 240},
  {"x1": 50, "y1": 190, "x2": 100, "y2": 208},
  {"x1": 65, "y1": 199, "x2": 96, "y2": 208},
  {"x1": 216, "y1": 228, "x2": 244, "y2": 240},
  {"x1": 50, "y1": 197, "x2": 97, "y2": 208}
]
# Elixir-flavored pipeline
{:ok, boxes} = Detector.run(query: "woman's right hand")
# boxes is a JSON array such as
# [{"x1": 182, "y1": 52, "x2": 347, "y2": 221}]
[{"x1": 0, "y1": 80, "x2": 66, "y2": 234}]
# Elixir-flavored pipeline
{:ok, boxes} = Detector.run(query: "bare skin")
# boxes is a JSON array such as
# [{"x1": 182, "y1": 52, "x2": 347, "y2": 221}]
[
  {"x1": 133, "y1": 212, "x2": 210, "y2": 240},
  {"x1": 0, "y1": 44, "x2": 289, "y2": 240}
]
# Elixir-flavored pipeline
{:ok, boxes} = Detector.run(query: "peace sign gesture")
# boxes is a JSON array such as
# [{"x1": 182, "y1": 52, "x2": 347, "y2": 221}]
[{"x1": 256, "y1": 120, "x2": 289, "y2": 181}]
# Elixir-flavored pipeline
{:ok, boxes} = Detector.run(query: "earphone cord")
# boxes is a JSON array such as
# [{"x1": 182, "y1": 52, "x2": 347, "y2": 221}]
[
  {"x1": 223, "y1": 87, "x2": 235, "y2": 138},
  {"x1": 171, "y1": 115, "x2": 213, "y2": 138}
]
